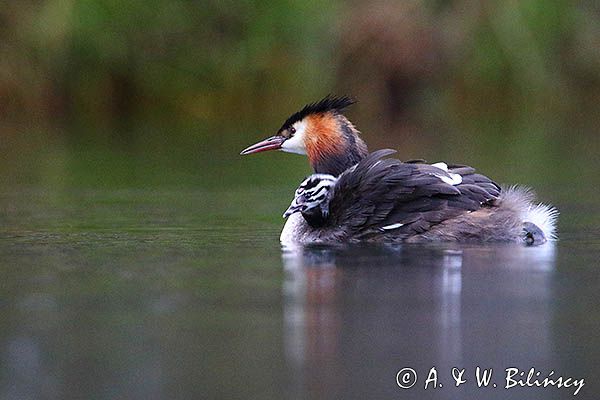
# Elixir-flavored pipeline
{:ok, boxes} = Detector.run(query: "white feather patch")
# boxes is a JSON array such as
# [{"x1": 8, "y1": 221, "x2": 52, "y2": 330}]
[
  {"x1": 523, "y1": 203, "x2": 560, "y2": 240},
  {"x1": 439, "y1": 173, "x2": 462, "y2": 186},
  {"x1": 430, "y1": 162, "x2": 449, "y2": 171},
  {"x1": 381, "y1": 223, "x2": 404, "y2": 231},
  {"x1": 500, "y1": 186, "x2": 559, "y2": 241},
  {"x1": 431, "y1": 162, "x2": 462, "y2": 185}
]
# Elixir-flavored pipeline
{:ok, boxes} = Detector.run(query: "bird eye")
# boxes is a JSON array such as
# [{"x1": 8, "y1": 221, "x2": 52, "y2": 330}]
[{"x1": 289, "y1": 126, "x2": 296, "y2": 135}]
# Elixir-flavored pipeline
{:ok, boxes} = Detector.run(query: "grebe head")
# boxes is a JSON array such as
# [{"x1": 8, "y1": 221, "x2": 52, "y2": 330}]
[
  {"x1": 283, "y1": 174, "x2": 337, "y2": 227},
  {"x1": 240, "y1": 95, "x2": 368, "y2": 176}
]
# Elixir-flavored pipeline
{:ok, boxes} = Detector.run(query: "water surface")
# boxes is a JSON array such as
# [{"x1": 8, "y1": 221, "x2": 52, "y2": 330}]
[{"x1": 1, "y1": 136, "x2": 599, "y2": 399}]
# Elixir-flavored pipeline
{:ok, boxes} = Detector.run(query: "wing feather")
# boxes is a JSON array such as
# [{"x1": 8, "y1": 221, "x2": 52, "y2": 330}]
[{"x1": 327, "y1": 149, "x2": 500, "y2": 237}]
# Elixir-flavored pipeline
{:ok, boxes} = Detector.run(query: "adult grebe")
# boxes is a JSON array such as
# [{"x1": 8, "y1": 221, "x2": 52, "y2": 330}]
[{"x1": 241, "y1": 96, "x2": 557, "y2": 245}]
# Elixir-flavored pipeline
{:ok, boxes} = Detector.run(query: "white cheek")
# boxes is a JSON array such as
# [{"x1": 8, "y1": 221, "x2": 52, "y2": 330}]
[
  {"x1": 281, "y1": 121, "x2": 307, "y2": 155},
  {"x1": 281, "y1": 135, "x2": 305, "y2": 155}
]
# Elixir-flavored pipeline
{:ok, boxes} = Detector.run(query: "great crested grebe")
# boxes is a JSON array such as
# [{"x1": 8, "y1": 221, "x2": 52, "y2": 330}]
[{"x1": 240, "y1": 96, "x2": 558, "y2": 246}]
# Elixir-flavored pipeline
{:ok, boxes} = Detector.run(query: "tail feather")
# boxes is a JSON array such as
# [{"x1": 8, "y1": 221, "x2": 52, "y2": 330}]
[{"x1": 499, "y1": 186, "x2": 559, "y2": 241}]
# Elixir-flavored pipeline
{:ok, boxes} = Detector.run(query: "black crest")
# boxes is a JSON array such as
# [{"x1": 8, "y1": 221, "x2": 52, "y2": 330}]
[{"x1": 278, "y1": 95, "x2": 355, "y2": 133}]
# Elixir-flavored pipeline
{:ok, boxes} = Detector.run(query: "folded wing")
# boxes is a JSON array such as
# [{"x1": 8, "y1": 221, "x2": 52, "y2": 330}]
[{"x1": 327, "y1": 149, "x2": 501, "y2": 238}]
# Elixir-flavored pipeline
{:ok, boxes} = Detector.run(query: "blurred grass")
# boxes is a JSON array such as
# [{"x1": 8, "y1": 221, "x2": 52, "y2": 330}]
[
  {"x1": 0, "y1": 0, "x2": 339, "y2": 128},
  {"x1": 1, "y1": 1, "x2": 598, "y2": 126},
  {"x1": 0, "y1": 0, "x2": 599, "y2": 202}
]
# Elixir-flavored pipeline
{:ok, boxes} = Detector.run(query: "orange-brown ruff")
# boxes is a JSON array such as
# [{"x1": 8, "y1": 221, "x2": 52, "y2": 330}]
[{"x1": 304, "y1": 114, "x2": 344, "y2": 168}]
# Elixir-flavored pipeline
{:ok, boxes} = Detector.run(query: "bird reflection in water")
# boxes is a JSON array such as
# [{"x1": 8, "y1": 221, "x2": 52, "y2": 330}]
[{"x1": 282, "y1": 243, "x2": 557, "y2": 399}]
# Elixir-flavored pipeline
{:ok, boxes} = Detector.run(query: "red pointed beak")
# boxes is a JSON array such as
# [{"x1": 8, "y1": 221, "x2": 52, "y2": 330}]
[{"x1": 240, "y1": 136, "x2": 286, "y2": 155}]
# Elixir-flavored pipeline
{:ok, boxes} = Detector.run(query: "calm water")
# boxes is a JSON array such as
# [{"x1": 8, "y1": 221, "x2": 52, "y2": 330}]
[{"x1": 1, "y1": 136, "x2": 599, "y2": 399}]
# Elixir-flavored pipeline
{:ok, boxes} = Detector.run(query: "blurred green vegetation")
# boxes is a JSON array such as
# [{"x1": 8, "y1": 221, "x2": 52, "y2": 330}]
[
  {"x1": 2, "y1": 0, "x2": 598, "y2": 126},
  {"x1": 0, "y1": 0, "x2": 338, "y2": 128},
  {"x1": 1, "y1": 0, "x2": 599, "y2": 197}
]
